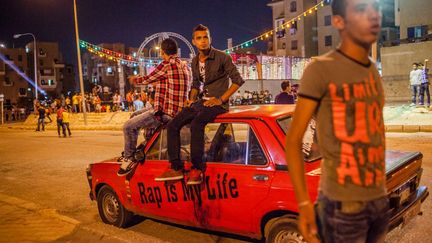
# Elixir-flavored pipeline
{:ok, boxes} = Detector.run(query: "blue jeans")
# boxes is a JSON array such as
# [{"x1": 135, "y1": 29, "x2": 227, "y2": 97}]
[
  {"x1": 315, "y1": 193, "x2": 389, "y2": 243},
  {"x1": 123, "y1": 108, "x2": 170, "y2": 158},
  {"x1": 37, "y1": 118, "x2": 45, "y2": 131},
  {"x1": 419, "y1": 83, "x2": 430, "y2": 105},
  {"x1": 411, "y1": 85, "x2": 420, "y2": 104}
]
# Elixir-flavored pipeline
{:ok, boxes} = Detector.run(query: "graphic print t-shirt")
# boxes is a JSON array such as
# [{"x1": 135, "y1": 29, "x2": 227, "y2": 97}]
[
  {"x1": 298, "y1": 50, "x2": 386, "y2": 201},
  {"x1": 199, "y1": 61, "x2": 205, "y2": 83}
]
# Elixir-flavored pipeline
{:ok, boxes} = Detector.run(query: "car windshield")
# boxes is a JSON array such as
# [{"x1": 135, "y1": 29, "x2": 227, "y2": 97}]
[{"x1": 277, "y1": 116, "x2": 321, "y2": 162}]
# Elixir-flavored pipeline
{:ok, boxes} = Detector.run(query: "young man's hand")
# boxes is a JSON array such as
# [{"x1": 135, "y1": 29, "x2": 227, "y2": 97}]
[
  {"x1": 184, "y1": 99, "x2": 195, "y2": 107},
  {"x1": 298, "y1": 203, "x2": 320, "y2": 243},
  {"x1": 203, "y1": 97, "x2": 222, "y2": 107}
]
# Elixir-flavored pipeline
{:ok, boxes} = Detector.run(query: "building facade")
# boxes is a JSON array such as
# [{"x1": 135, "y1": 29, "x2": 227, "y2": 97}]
[
  {"x1": 0, "y1": 47, "x2": 32, "y2": 107},
  {"x1": 82, "y1": 43, "x2": 149, "y2": 97},
  {"x1": 25, "y1": 42, "x2": 70, "y2": 97},
  {"x1": 268, "y1": 0, "x2": 337, "y2": 57}
]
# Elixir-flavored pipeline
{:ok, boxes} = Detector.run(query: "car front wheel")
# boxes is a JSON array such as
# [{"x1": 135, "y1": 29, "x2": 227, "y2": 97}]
[
  {"x1": 265, "y1": 217, "x2": 306, "y2": 243},
  {"x1": 97, "y1": 185, "x2": 133, "y2": 228}
]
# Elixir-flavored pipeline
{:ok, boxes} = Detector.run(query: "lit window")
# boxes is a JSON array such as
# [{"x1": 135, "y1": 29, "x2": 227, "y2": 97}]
[{"x1": 106, "y1": 67, "x2": 114, "y2": 76}]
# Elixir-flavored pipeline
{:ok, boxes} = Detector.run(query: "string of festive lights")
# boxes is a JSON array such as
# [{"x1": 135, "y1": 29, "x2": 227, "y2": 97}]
[
  {"x1": 225, "y1": 0, "x2": 326, "y2": 53},
  {"x1": 79, "y1": 40, "x2": 162, "y2": 67},
  {"x1": 80, "y1": 1, "x2": 326, "y2": 65}
]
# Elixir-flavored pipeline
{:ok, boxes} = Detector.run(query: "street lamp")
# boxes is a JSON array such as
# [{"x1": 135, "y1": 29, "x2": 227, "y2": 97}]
[
  {"x1": 13, "y1": 33, "x2": 38, "y2": 99},
  {"x1": 73, "y1": 0, "x2": 87, "y2": 125},
  {"x1": 149, "y1": 46, "x2": 160, "y2": 59}
]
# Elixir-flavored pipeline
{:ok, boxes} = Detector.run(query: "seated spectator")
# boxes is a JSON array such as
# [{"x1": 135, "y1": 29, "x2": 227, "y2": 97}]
[{"x1": 133, "y1": 95, "x2": 144, "y2": 111}]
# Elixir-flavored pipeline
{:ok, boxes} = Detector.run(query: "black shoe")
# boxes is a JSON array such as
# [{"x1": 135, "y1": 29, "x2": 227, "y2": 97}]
[{"x1": 117, "y1": 158, "x2": 138, "y2": 176}]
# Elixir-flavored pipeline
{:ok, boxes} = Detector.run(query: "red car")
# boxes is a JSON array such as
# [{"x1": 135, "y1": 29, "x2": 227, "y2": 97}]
[{"x1": 87, "y1": 105, "x2": 429, "y2": 242}]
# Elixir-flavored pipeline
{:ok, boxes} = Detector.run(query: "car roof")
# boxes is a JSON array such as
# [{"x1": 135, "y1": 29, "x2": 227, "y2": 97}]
[{"x1": 217, "y1": 105, "x2": 296, "y2": 119}]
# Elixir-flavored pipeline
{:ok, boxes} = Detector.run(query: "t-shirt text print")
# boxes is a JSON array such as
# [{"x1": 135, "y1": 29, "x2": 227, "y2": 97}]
[{"x1": 297, "y1": 50, "x2": 386, "y2": 201}]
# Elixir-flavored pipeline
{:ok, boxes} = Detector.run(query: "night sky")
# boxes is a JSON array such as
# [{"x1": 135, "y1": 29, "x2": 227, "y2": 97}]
[{"x1": 0, "y1": 0, "x2": 272, "y2": 65}]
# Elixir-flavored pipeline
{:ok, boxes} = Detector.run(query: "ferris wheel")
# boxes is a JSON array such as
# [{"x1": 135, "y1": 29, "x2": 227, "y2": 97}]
[{"x1": 137, "y1": 32, "x2": 196, "y2": 60}]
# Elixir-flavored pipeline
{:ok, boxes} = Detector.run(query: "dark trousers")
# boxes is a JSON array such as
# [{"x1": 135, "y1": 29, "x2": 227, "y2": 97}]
[
  {"x1": 419, "y1": 83, "x2": 430, "y2": 105},
  {"x1": 167, "y1": 100, "x2": 226, "y2": 171},
  {"x1": 57, "y1": 119, "x2": 64, "y2": 136},
  {"x1": 315, "y1": 193, "x2": 389, "y2": 243}
]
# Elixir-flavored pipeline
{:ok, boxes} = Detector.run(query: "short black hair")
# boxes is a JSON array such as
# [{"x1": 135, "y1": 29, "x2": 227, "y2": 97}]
[
  {"x1": 192, "y1": 24, "x2": 210, "y2": 38},
  {"x1": 281, "y1": 81, "x2": 291, "y2": 91},
  {"x1": 161, "y1": 38, "x2": 178, "y2": 55},
  {"x1": 413, "y1": 63, "x2": 418, "y2": 66},
  {"x1": 331, "y1": 0, "x2": 347, "y2": 17}
]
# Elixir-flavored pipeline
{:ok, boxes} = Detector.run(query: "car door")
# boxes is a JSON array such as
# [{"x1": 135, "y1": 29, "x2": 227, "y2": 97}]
[
  {"x1": 196, "y1": 121, "x2": 275, "y2": 235},
  {"x1": 127, "y1": 127, "x2": 197, "y2": 225}
]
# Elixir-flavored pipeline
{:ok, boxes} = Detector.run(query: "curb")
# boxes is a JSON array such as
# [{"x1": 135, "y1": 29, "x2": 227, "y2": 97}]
[{"x1": 3, "y1": 124, "x2": 432, "y2": 132}]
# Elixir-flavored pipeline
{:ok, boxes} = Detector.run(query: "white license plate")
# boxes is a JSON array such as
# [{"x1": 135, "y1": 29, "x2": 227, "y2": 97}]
[{"x1": 402, "y1": 201, "x2": 421, "y2": 226}]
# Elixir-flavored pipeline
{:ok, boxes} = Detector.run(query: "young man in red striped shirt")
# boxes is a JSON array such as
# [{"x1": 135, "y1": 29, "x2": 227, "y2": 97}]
[{"x1": 117, "y1": 38, "x2": 191, "y2": 176}]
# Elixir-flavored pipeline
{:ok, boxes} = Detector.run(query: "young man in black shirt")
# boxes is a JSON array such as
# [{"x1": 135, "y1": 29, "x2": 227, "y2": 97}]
[{"x1": 155, "y1": 24, "x2": 244, "y2": 185}]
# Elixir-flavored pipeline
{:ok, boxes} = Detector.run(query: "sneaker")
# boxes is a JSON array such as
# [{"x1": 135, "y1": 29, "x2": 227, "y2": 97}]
[
  {"x1": 187, "y1": 169, "x2": 203, "y2": 185},
  {"x1": 155, "y1": 169, "x2": 184, "y2": 181},
  {"x1": 410, "y1": 103, "x2": 416, "y2": 107},
  {"x1": 117, "y1": 158, "x2": 138, "y2": 176}
]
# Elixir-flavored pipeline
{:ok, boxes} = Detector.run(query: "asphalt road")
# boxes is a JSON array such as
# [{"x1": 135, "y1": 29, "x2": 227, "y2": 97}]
[{"x1": 0, "y1": 129, "x2": 430, "y2": 242}]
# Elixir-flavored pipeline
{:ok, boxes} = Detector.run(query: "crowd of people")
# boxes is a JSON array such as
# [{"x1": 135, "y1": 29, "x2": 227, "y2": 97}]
[
  {"x1": 231, "y1": 90, "x2": 273, "y2": 105},
  {"x1": 228, "y1": 83, "x2": 299, "y2": 106},
  {"x1": 34, "y1": 101, "x2": 71, "y2": 137}
]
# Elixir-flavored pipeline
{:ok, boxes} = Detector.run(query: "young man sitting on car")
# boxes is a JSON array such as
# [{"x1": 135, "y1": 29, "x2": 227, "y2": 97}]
[{"x1": 117, "y1": 38, "x2": 191, "y2": 176}]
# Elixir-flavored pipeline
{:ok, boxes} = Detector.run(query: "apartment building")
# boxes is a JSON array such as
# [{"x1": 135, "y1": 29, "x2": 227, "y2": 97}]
[
  {"x1": 268, "y1": 0, "x2": 337, "y2": 57},
  {"x1": 0, "y1": 47, "x2": 31, "y2": 106}
]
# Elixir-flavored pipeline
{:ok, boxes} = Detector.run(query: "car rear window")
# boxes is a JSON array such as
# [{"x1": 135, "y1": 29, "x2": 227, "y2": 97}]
[{"x1": 277, "y1": 116, "x2": 321, "y2": 162}]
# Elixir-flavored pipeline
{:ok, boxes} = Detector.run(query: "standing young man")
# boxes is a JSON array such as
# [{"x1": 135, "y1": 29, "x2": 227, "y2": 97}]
[
  {"x1": 409, "y1": 63, "x2": 422, "y2": 106},
  {"x1": 419, "y1": 60, "x2": 430, "y2": 107},
  {"x1": 285, "y1": 0, "x2": 388, "y2": 242},
  {"x1": 117, "y1": 38, "x2": 190, "y2": 176},
  {"x1": 274, "y1": 80, "x2": 296, "y2": 104},
  {"x1": 155, "y1": 24, "x2": 244, "y2": 185}
]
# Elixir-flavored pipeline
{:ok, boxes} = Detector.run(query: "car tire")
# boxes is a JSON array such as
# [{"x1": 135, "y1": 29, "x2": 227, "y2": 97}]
[
  {"x1": 97, "y1": 185, "x2": 133, "y2": 228},
  {"x1": 266, "y1": 217, "x2": 305, "y2": 243}
]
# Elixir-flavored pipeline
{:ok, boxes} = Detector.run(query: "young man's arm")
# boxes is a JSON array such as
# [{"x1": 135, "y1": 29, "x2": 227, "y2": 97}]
[
  {"x1": 185, "y1": 88, "x2": 199, "y2": 107},
  {"x1": 129, "y1": 62, "x2": 167, "y2": 85},
  {"x1": 204, "y1": 54, "x2": 244, "y2": 107},
  {"x1": 285, "y1": 96, "x2": 320, "y2": 243}
]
